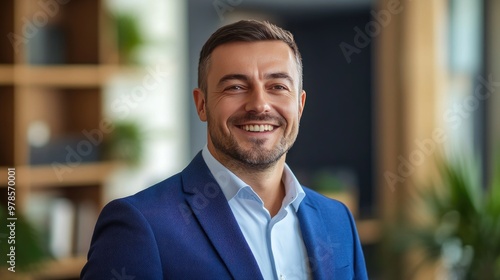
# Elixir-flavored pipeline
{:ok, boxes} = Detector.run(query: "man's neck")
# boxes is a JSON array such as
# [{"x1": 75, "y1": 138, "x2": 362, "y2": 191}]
[
  {"x1": 232, "y1": 159, "x2": 286, "y2": 217},
  {"x1": 211, "y1": 148, "x2": 287, "y2": 217}
]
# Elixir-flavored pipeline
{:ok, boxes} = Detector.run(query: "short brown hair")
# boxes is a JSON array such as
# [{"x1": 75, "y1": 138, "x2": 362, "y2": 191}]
[{"x1": 197, "y1": 20, "x2": 303, "y2": 94}]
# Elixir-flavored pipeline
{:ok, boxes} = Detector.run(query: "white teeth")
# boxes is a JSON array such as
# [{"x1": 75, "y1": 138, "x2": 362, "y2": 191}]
[{"x1": 242, "y1": 124, "x2": 274, "y2": 132}]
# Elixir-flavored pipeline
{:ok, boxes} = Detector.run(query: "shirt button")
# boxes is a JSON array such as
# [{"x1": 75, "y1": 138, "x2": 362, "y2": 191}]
[{"x1": 279, "y1": 274, "x2": 286, "y2": 280}]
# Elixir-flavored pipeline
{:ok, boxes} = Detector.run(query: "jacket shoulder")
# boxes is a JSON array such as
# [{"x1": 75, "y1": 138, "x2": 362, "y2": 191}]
[{"x1": 118, "y1": 172, "x2": 184, "y2": 209}]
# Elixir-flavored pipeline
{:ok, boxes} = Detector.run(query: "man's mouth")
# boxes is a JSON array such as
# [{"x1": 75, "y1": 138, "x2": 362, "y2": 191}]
[{"x1": 240, "y1": 124, "x2": 275, "y2": 132}]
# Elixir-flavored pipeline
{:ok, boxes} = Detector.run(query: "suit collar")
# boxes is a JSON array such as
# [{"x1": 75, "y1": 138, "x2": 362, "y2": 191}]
[
  {"x1": 181, "y1": 153, "x2": 263, "y2": 280},
  {"x1": 201, "y1": 145, "x2": 307, "y2": 211},
  {"x1": 201, "y1": 145, "x2": 249, "y2": 200},
  {"x1": 297, "y1": 193, "x2": 336, "y2": 279}
]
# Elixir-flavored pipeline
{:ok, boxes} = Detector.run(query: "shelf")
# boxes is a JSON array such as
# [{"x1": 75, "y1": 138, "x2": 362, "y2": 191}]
[
  {"x1": 14, "y1": 65, "x2": 102, "y2": 87},
  {"x1": 14, "y1": 162, "x2": 119, "y2": 188},
  {"x1": 1, "y1": 162, "x2": 119, "y2": 188},
  {"x1": 14, "y1": 65, "x2": 105, "y2": 87},
  {"x1": 356, "y1": 219, "x2": 382, "y2": 245},
  {"x1": 1, "y1": 64, "x2": 148, "y2": 87},
  {"x1": 31, "y1": 256, "x2": 87, "y2": 279},
  {"x1": 8, "y1": 65, "x2": 145, "y2": 87}
]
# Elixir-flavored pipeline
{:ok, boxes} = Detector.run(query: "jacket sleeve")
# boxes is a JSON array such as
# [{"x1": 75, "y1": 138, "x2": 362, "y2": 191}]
[{"x1": 80, "y1": 199, "x2": 163, "y2": 280}]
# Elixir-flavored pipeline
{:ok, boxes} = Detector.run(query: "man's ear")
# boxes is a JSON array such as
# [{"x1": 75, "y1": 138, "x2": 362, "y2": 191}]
[
  {"x1": 193, "y1": 88, "x2": 207, "y2": 122},
  {"x1": 298, "y1": 90, "x2": 306, "y2": 119}
]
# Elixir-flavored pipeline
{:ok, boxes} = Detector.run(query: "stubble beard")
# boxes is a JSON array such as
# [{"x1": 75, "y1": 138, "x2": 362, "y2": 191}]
[{"x1": 207, "y1": 112, "x2": 298, "y2": 171}]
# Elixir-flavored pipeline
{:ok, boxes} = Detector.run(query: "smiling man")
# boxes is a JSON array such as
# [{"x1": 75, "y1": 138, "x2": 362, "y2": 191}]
[{"x1": 82, "y1": 20, "x2": 368, "y2": 280}]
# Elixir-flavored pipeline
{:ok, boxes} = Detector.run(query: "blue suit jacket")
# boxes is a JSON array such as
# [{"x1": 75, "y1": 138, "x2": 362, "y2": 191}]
[{"x1": 81, "y1": 153, "x2": 368, "y2": 279}]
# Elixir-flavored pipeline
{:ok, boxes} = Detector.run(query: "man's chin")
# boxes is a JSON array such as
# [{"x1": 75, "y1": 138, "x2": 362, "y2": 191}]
[{"x1": 233, "y1": 148, "x2": 285, "y2": 167}]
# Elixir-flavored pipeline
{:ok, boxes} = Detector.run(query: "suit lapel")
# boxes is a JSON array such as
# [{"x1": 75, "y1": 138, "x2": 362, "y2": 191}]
[
  {"x1": 181, "y1": 153, "x2": 263, "y2": 280},
  {"x1": 297, "y1": 196, "x2": 335, "y2": 279}
]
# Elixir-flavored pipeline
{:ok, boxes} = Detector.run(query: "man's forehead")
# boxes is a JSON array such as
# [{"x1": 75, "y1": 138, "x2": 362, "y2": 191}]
[
  {"x1": 208, "y1": 41, "x2": 297, "y2": 76},
  {"x1": 211, "y1": 40, "x2": 292, "y2": 56}
]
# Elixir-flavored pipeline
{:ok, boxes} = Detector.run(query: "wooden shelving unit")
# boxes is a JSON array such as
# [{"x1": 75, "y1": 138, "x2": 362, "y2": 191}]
[{"x1": 0, "y1": 0, "x2": 118, "y2": 279}]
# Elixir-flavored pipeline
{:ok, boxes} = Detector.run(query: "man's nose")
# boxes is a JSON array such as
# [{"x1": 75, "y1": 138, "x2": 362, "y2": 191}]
[{"x1": 244, "y1": 88, "x2": 271, "y2": 114}]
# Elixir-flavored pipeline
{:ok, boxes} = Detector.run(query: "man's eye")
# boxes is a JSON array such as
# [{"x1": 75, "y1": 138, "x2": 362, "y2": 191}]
[
  {"x1": 225, "y1": 85, "x2": 244, "y2": 91},
  {"x1": 271, "y1": 85, "x2": 287, "y2": 90}
]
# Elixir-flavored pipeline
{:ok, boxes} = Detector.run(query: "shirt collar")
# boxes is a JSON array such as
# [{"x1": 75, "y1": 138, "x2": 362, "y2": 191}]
[{"x1": 202, "y1": 145, "x2": 306, "y2": 212}]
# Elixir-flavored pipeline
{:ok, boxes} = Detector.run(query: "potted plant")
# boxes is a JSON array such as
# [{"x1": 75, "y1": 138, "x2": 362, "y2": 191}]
[{"x1": 392, "y1": 154, "x2": 500, "y2": 279}]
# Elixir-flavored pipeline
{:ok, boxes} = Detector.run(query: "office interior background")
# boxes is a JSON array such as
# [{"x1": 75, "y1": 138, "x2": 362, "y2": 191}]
[{"x1": 0, "y1": 0, "x2": 499, "y2": 279}]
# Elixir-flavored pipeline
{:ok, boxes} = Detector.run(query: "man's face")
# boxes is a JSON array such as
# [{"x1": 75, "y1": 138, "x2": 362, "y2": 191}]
[{"x1": 194, "y1": 41, "x2": 306, "y2": 169}]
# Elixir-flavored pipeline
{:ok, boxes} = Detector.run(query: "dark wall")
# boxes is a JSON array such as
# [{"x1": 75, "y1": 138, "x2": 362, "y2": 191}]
[{"x1": 284, "y1": 12, "x2": 374, "y2": 216}]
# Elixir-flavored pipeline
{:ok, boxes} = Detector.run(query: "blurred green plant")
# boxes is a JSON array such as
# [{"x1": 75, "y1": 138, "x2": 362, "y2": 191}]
[
  {"x1": 105, "y1": 121, "x2": 143, "y2": 165},
  {"x1": 114, "y1": 13, "x2": 144, "y2": 64},
  {"x1": 392, "y1": 153, "x2": 500, "y2": 279},
  {"x1": 312, "y1": 170, "x2": 346, "y2": 193},
  {"x1": 0, "y1": 207, "x2": 49, "y2": 272},
  {"x1": 312, "y1": 168, "x2": 356, "y2": 193}
]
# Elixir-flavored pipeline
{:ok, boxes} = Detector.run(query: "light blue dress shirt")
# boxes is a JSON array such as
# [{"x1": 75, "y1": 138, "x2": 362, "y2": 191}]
[{"x1": 202, "y1": 146, "x2": 311, "y2": 280}]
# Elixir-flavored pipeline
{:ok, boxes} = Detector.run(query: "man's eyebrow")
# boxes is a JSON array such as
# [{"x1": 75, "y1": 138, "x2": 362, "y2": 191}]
[
  {"x1": 217, "y1": 74, "x2": 249, "y2": 87},
  {"x1": 264, "y1": 72, "x2": 294, "y2": 84},
  {"x1": 216, "y1": 72, "x2": 294, "y2": 88}
]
